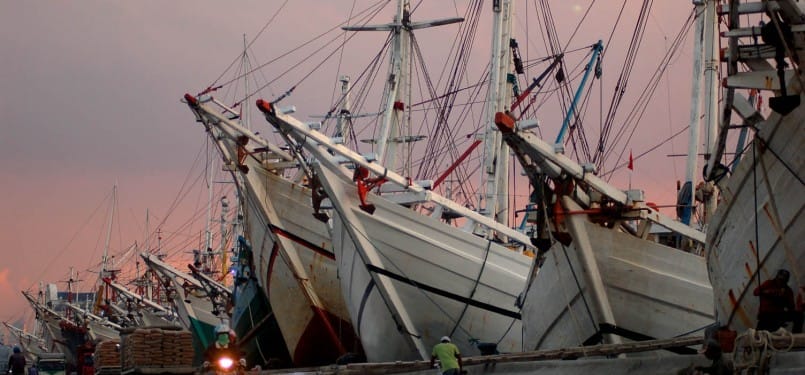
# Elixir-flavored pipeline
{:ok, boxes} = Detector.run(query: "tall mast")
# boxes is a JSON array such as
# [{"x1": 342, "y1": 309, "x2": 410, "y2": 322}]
[
  {"x1": 36, "y1": 282, "x2": 44, "y2": 337},
  {"x1": 203, "y1": 162, "x2": 214, "y2": 271},
  {"x1": 342, "y1": 0, "x2": 462, "y2": 172},
  {"x1": 681, "y1": 1, "x2": 706, "y2": 225},
  {"x1": 481, "y1": 0, "x2": 515, "y2": 226},
  {"x1": 144, "y1": 208, "x2": 150, "y2": 252},
  {"x1": 375, "y1": 0, "x2": 408, "y2": 170},
  {"x1": 219, "y1": 196, "x2": 230, "y2": 280},
  {"x1": 242, "y1": 34, "x2": 251, "y2": 130},
  {"x1": 336, "y1": 75, "x2": 351, "y2": 138},
  {"x1": 67, "y1": 267, "x2": 76, "y2": 304},
  {"x1": 701, "y1": 0, "x2": 720, "y2": 223},
  {"x1": 101, "y1": 185, "x2": 116, "y2": 279}
]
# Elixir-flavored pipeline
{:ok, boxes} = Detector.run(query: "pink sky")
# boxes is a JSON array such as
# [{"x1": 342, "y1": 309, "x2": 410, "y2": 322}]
[{"x1": 0, "y1": 1, "x2": 697, "y2": 334}]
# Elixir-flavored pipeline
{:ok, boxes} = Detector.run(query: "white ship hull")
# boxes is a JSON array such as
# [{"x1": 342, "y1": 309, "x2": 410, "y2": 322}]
[
  {"x1": 707, "y1": 91, "x2": 805, "y2": 331},
  {"x1": 239, "y1": 165, "x2": 361, "y2": 364},
  {"x1": 312, "y1": 158, "x2": 531, "y2": 362},
  {"x1": 185, "y1": 96, "x2": 362, "y2": 365},
  {"x1": 493, "y1": 106, "x2": 714, "y2": 354},
  {"x1": 523, "y1": 211, "x2": 713, "y2": 352}
]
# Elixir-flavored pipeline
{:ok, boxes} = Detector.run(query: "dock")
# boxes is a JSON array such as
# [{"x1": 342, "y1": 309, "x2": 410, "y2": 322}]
[
  {"x1": 86, "y1": 330, "x2": 804, "y2": 374},
  {"x1": 255, "y1": 333, "x2": 805, "y2": 375}
]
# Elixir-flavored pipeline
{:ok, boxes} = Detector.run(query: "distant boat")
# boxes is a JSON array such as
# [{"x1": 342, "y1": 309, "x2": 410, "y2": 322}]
[
  {"x1": 22, "y1": 282, "x2": 95, "y2": 371},
  {"x1": 140, "y1": 253, "x2": 224, "y2": 364},
  {"x1": 3, "y1": 322, "x2": 46, "y2": 360},
  {"x1": 64, "y1": 303, "x2": 120, "y2": 342},
  {"x1": 101, "y1": 276, "x2": 178, "y2": 327},
  {"x1": 22, "y1": 292, "x2": 67, "y2": 355}
]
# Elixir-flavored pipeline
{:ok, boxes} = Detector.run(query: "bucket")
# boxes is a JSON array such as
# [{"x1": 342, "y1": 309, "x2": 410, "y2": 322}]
[{"x1": 716, "y1": 328, "x2": 737, "y2": 353}]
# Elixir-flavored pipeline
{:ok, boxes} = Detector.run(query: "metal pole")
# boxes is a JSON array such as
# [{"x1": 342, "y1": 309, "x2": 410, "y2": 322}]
[{"x1": 555, "y1": 41, "x2": 603, "y2": 146}]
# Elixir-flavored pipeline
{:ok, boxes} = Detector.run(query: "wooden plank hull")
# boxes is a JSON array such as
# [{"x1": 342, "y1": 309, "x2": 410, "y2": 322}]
[
  {"x1": 522, "y1": 218, "x2": 713, "y2": 352},
  {"x1": 313, "y1": 160, "x2": 531, "y2": 362},
  {"x1": 238, "y1": 149, "x2": 361, "y2": 366},
  {"x1": 707, "y1": 91, "x2": 805, "y2": 332}
]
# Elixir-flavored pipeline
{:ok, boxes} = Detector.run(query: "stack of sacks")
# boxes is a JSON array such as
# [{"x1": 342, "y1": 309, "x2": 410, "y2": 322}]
[
  {"x1": 161, "y1": 329, "x2": 194, "y2": 367},
  {"x1": 120, "y1": 327, "x2": 194, "y2": 369},
  {"x1": 93, "y1": 340, "x2": 121, "y2": 370}
]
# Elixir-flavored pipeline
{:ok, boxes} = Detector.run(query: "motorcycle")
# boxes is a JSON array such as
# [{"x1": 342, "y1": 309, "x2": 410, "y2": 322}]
[{"x1": 201, "y1": 351, "x2": 247, "y2": 375}]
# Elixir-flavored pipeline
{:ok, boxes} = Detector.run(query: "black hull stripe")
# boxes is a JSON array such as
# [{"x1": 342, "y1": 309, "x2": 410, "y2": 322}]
[
  {"x1": 269, "y1": 224, "x2": 335, "y2": 260},
  {"x1": 356, "y1": 278, "x2": 376, "y2": 337},
  {"x1": 365, "y1": 264, "x2": 521, "y2": 320}
]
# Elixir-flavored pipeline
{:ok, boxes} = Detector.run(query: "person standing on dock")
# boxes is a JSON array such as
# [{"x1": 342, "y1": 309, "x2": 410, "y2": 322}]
[
  {"x1": 7, "y1": 347, "x2": 25, "y2": 375},
  {"x1": 753, "y1": 269, "x2": 795, "y2": 331},
  {"x1": 430, "y1": 336, "x2": 463, "y2": 375}
]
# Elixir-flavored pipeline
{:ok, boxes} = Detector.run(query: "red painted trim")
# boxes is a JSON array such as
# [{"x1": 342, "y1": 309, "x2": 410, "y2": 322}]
[
  {"x1": 270, "y1": 225, "x2": 335, "y2": 260},
  {"x1": 265, "y1": 242, "x2": 280, "y2": 291},
  {"x1": 292, "y1": 306, "x2": 363, "y2": 366},
  {"x1": 313, "y1": 305, "x2": 347, "y2": 355}
]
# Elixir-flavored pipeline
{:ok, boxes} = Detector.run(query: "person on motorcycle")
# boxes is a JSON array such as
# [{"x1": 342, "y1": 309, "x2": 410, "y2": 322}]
[{"x1": 203, "y1": 324, "x2": 245, "y2": 373}]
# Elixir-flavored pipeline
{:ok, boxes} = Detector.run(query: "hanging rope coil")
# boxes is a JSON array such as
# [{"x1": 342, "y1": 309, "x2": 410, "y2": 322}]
[{"x1": 732, "y1": 328, "x2": 796, "y2": 371}]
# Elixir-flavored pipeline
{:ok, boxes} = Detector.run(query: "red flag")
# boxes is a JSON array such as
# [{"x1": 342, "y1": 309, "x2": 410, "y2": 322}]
[{"x1": 628, "y1": 150, "x2": 634, "y2": 170}]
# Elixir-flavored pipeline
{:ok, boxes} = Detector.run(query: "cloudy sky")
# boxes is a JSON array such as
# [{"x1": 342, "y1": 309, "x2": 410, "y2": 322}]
[{"x1": 0, "y1": 1, "x2": 696, "y2": 335}]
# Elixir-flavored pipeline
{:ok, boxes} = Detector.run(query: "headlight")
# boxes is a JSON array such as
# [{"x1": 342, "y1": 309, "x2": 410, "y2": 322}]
[{"x1": 217, "y1": 357, "x2": 234, "y2": 369}]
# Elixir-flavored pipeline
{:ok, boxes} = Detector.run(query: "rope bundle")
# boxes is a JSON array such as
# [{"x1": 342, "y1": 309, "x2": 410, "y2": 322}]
[{"x1": 732, "y1": 328, "x2": 796, "y2": 371}]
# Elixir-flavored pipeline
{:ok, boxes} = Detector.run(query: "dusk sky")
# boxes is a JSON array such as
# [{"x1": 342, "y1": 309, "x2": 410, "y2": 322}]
[{"x1": 1, "y1": 1, "x2": 697, "y2": 336}]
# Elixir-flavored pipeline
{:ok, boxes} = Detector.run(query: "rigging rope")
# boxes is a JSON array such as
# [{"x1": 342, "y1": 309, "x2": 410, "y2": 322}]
[
  {"x1": 449, "y1": 239, "x2": 493, "y2": 339},
  {"x1": 330, "y1": 0, "x2": 359, "y2": 107},
  {"x1": 27, "y1": 191, "x2": 114, "y2": 292},
  {"x1": 559, "y1": 240, "x2": 600, "y2": 344},
  {"x1": 601, "y1": 8, "x2": 695, "y2": 177},
  {"x1": 563, "y1": 0, "x2": 598, "y2": 50},
  {"x1": 599, "y1": 124, "x2": 690, "y2": 178},
  {"x1": 207, "y1": 0, "x2": 291, "y2": 90},
  {"x1": 752, "y1": 120, "x2": 805, "y2": 187},
  {"x1": 536, "y1": 0, "x2": 573, "y2": 131},
  {"x1": 413, "y1": 0, "x2": 484, "y2": 187},
  {"x1": 212, "y1": 0, "x2": 389, "y2": 99},
  {"x1": 595, "y1": 0, "x2": 654, "y2": 169}
]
